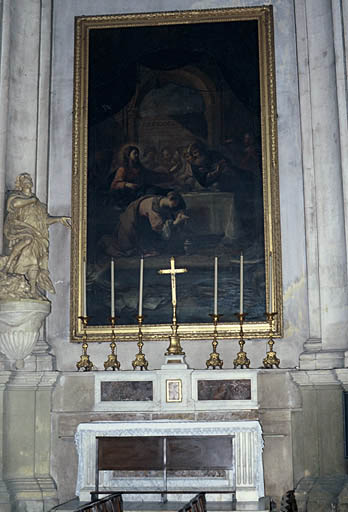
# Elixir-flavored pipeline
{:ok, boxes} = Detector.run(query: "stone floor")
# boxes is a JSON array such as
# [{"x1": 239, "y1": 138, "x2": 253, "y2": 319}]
[{"x1": 55, "y1": 499, "x2": 269, "y2": 512}]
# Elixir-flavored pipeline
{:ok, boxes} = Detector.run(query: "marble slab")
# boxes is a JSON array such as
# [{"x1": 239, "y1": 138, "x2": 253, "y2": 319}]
[
  {"x1": 101, "y1": 381, "x2": 153, "y2": 401},
  {"x1": 197, "y1": 379, "x2": 251, "y2": 401}
]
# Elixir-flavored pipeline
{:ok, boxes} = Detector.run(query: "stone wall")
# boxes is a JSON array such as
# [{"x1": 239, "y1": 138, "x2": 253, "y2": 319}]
[{"x1": 0, "y1": 0, "x2": 348, "y2": 510}]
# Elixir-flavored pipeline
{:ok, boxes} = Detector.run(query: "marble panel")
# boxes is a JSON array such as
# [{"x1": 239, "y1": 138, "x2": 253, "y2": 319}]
[
  {"x1": 192, "y1": 369, "x2": 258, "y2": 410},
  {"x1": 101, "y1": 381, "x2": 153, "y2": 401},
  {"x1": 197, "y1": 379, "x2": 251, "y2": 400}
]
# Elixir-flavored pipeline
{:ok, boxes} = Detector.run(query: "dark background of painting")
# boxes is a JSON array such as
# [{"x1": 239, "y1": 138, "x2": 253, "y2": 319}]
[{"x1": 85, "y1": 19, "x2": 266, "y2": 326}]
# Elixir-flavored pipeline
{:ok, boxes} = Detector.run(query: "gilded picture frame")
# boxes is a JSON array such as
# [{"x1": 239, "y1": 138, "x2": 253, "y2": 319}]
[
  {"x1": 71, "y1": 6, "x2": 282, "y2": 343},
  {"x1": 166, "y1": 379, "x2": 183, "y2": 403}
]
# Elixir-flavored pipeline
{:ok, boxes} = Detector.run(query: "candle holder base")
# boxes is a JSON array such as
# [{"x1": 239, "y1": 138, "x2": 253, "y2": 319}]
[
  {"x1": 104, "y1": 354, "x2": 121, "y2": 371},
  {"x1": 166, "y1": 333, "x2": 185, "y2": 356},
  {"x1": 206, "y1": 313, "x2": 223, "y2": 369},
  {"x1": 263, "y1": 350, "x2": 280, "y2": 369},
  {"x1": 206, "y1": 352, "x2": 223, "y2": 369},
  {"x1": 165, "y1": 305, "x2": 185, "y2": 356},
  {"x1": 132, "y1": 353, "x2": 149, "y2": 371},
  {"x1": 233, "y1": 351, "x2": 250, "y2": 369},
  {"x1": 263, "y1": 312, "x2": 280, "y2": 369},
  {"x1": 76, "y1": 316, "x2": 94, "y2": 372},
  {"x1": 77, "y1": 346, "x2": 94, "y2": 372},
  {"x1": 233, "y1": 313, "x2": 250, "y2": 369}
]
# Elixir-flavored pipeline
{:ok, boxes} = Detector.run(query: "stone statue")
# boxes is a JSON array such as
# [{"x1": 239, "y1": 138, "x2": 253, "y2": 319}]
[{"x1": 0, "y1": 172, "x2": 71, "y2": 300}]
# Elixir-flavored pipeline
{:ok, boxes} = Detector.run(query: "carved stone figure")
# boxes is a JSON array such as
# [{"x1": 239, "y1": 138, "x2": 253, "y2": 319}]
[{"x1": 0, "y1": 172, "x2": 70, "y2": 300}]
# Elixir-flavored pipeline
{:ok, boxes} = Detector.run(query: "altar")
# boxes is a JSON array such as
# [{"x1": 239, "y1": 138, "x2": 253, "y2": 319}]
[{"x1": 74, "y1": 369, "x2": 265, "y2": 506}]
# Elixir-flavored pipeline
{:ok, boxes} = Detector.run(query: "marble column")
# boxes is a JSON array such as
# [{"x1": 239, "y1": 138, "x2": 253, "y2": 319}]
[
  {"x1": 294, "y1": 0, "x2": 321, "y2": 353},
  {"x1": 0, "y1": 0, "x2": 11, "y2": 251},
  {"x1": 3, "y1": 371, "x2": 59, "y2": 511},
  {"x1": 5, "y1": 0, "x2": 39, "y2": 187},
  {"x1": 296, "y1": 0, "x2": 348, "y2": 368},
  {"x1": 0, "y1": 372, "x2": 11, "y2": 511},
  {"x1": 1, "y1": 0, "x2": 52, "y2": 201}
]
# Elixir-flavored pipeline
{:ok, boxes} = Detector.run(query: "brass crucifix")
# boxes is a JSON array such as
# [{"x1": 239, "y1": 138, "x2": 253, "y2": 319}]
[
  {"x1": 158, "y1": 256, "x2": 188, "y2": 307},
  {"x1": 158, "y1": 256, "x2": 188, "y2": 355}
]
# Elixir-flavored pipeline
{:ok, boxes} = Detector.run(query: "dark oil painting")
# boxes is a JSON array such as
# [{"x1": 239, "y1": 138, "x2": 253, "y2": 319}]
[{"x1": 85, "y1": 14, "x2": 268, "y2": 328}]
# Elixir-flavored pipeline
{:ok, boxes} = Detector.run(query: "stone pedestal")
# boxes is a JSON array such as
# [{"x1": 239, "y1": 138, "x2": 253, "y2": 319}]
[
  {"x1": 161, "y1": 353, "x2": 188, "y2": 369},
  {"x1": 25, "y1": 332, "x2": 56, "y2": 373},
  {"x1": 3, "y1": 371, "x2": 59, "y2": 511},
  {"x1": 291, "y1": 370, "x2": 345, "y2": 478},
  {"x1": 0, "y1": 301, "x2": 51, "y2": 370}
]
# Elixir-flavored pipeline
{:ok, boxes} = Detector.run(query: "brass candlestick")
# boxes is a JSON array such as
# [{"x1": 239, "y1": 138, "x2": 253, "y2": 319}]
[
  {"x1": 76, "y1": 316, "x2": 94, "y2": 371},
  {"x1": 104, "y1": 316, "x2": 121, "y2": 371},
  {"x1": 206, "y1": 314, "x2": 223, "y2": 369},
  {"x1": 132, "y1": 315, "x2": 149, "y2": 370},
  {"x1": 233, "y1": 313, "x2": 250, "y2": 368},
  {"x1": 263, "y1": 312, "x2": 280, "y2": 368},
  {"x1": 166, "y1": 304, "x2": 185, "y2": 356}
]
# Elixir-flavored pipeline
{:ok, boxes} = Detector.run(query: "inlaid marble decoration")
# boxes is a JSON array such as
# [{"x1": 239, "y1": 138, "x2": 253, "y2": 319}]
[
  {"x1": 197, "y1": 379, "x2": 251, "y2": 400},
  {"x1": 101, "y1": 381, "x2": 153, "y2": 401},
  {"x1": 166, "y1": 379, "x2": 182, "y2": 402}
]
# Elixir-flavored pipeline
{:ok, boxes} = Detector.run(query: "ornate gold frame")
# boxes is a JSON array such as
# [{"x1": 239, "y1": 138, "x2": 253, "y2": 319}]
[
  {"x1": 71, "y1": 6, "x2": 282, "y2": 343},
  {"x1": 166, "y1": 379, "x2": 183, "y2": 403}
]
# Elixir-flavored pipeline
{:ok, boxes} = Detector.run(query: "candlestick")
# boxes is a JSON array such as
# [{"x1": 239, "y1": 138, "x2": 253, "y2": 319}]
[
  {"x1": 104, "y1": 316, "x2": 121, "y2": 371},
  {"x1": 263, "y1": 311, "x2": 280, "y2": 368},
  {"x1": 206, "y1": 313, "x2": 223, "y2": 369},
  {"x1": 240, "y1": 252, "x2": 244, "y2": 314},
  {"x1": 214, "y1": 256, "x2": 218, "y2": 315},
  {"x1": 269, "y1": 252, "x2": 273, "y2": 313},
  {"x1": 138, "y1": 257, "x2": 144, "y2": 316},
  {"x1": 83, "y1": 259, "x2": 87, "y2": 317},
  {"x1": 111, "y1": 258, "x2": 115, "y2": 318},
  {"x1": 233, "y1": 312, "x2": 250, "y2": 369},
  {"x1": 132, "y1": 315, "x2": 149, "y2": 370},
  {"x1": 76, "y1": 316, "x2": 93, "y2": 371}
]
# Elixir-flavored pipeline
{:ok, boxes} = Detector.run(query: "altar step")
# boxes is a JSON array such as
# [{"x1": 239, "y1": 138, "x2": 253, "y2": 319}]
[{"x1": 55, "y1": 498, "x2": 269, "y2": 512}]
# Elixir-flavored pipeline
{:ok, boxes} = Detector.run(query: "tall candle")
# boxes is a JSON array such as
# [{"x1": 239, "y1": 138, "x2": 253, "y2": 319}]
[
  {"x1": 214, "y1": 256, "x2": 218, "y2": 315},
  {"x1": 111, "y1": 258, "x2": 115, "y2": 317},
  {"x1": 83, "y1": 259, "x2": 87, "y2": 317},
  {"x1": 240, "y1": 252, "x2": 244, "y2": 314},
  {"x1": 138, "y1": 257, "x2": 144, "y2": 316},
  {"x1": 269, "y1": 252, "x2": 273, "y2": 313}
]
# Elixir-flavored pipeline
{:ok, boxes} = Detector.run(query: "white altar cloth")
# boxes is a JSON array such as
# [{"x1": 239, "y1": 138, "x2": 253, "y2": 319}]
[{"x1": 75, "y1": 420, "x2": 264, "y2": 503}]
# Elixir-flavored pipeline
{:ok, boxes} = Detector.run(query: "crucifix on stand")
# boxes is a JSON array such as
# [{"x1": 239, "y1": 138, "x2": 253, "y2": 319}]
[{"x1": 158, "y1": 256, "x2": 188, "y2": 363}]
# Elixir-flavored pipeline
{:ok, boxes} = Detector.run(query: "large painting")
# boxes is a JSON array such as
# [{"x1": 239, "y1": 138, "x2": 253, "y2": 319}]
[{"x1": 71, "y1": 7, "x2": 282, "y2": 342}]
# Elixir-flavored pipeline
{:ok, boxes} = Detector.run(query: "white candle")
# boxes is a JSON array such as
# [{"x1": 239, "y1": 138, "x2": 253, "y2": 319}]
[
  {"x1": 214, "y1": 256, "x2": 218, "y2": 315},
  {"x1": 83, "y1": 259, "x2": 87, "y2": 317},
  {"x1": 138, "y1": 257, "x2": 144, "y2": 316},
  {"x1": 111, "y1": 258, "x2": 115, "y2": 317},
  {"x1": 269, "y1": 252, "x2": 273, "y2": 313},
  {"x1": 240, "y1": 252, "x2": 244, "y2": 314}
]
